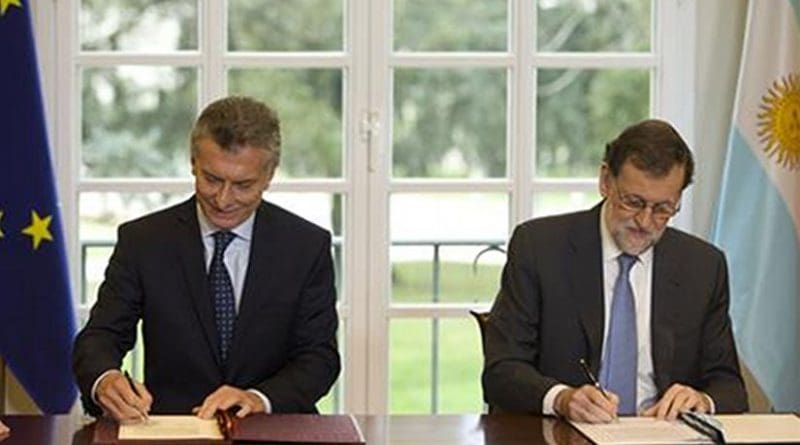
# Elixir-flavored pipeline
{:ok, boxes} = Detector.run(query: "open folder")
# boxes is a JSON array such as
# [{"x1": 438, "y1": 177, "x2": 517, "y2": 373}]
[
  {"x1": 570, "y1": 413, "x2": 800, "y2": 445},
  {"x1": 93, "y1": 412, "x2": 365, "y2": 444}
]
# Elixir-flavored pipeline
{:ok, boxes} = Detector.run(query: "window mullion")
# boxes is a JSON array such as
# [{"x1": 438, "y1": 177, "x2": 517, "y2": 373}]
[
  {"x1": 201, "y1": 0, "x2": 227, "y2": 105},
  {"x1": 514, "y1": 0, "x2": 535, "y2": 224}
]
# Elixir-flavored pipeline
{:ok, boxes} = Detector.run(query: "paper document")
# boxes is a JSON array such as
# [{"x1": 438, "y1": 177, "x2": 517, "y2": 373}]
[
  {"x1": 569, "y1": 417, "x2": 711, "y2": 445},
  {"x1": 715, "y1": 414, "x2": 800, "y2": 443},
  {"x1": 118, "y1": 415, "x2": 224, "y2": 440}
]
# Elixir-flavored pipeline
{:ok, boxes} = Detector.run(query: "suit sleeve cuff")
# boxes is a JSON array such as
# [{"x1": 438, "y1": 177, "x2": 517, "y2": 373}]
[
  {"x1": 91, "y1": 369, "x2": 121, "y2": 404},
  {"x1": 543, "y1": 384, "x2": 570, "y2": 416},
  {"x1": 247, "y1": 389, "x2": 272, "y2": 414}
]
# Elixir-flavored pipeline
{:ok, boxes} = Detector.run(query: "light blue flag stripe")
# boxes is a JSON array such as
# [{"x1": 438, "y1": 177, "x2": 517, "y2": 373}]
[
  {"x1": 713, "y1": 128, "x2": 800, "y2": 411},
  {"x1": 791, "y1": 0, "x2": 800, "y2": 23}
]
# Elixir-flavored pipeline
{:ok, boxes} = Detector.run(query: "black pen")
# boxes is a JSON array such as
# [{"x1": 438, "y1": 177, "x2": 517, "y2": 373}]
[
  {"x1": 578, "y1": 358, "x2": 610, "y2": 400},
  {"x1": 123, "y1": 370, "x2": 149, "y2": 423}
]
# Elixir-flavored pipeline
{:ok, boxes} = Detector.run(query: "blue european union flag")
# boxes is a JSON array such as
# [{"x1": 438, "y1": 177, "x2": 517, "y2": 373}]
[{"x1": 0, "y1": 1, "x2": 77, "y2": 413}]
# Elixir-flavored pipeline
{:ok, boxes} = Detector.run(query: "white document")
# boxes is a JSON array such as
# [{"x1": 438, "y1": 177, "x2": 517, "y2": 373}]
[
  {"x1": 715, "y1": 414, "x2": 800, "y2": 443},
  {"x1": 569, "y1": 417, "x2": 712, "y2": 445},
  {"x1": 118, "y1": 415, "x2": 224, "y2": 440}
]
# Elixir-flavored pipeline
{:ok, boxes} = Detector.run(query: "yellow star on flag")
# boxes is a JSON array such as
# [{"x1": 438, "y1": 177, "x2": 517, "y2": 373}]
[
  {"x1": 0, "y1": 0, "x2": 22, "y2": 16},
  {"x1": 22, "y1": 209, "x2": 53, "y2": 250}
]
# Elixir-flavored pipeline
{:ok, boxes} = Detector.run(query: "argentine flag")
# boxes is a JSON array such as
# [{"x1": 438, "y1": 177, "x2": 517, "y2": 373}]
[{"x1": 712, "y1": 1, "x2": 800, "y2": 411}]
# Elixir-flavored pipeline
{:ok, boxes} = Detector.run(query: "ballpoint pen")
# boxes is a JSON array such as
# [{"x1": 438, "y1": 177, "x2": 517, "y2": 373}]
[
  {"x1": 123, "y1": 370, "x2": 150, "y2": 423},
  {"x1": 578, "y1": 358, "x2": 610, "y2": 400},
  {"x1": 679, "y1": 411, "x2": 726, "y2": 444}
]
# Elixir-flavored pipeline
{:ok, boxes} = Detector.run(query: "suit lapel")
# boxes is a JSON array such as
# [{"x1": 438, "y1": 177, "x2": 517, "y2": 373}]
[
  {"x1": 568, "y1": 204, "x2": 606, "y2": 371},
  {"x1": 226, "y1": 202, "x2": 278, "y2": 374},
  {"x1": 651, "y1": 229, "x2": 680, "y2": 392},
  {"x1": 175, "y1": 198, "x2": 223, "y2": 369}
]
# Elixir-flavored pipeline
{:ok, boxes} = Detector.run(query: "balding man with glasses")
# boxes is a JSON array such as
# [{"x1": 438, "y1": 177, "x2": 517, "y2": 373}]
[{"x1": 482, "y1": 119, "x2": 748, "y2": 423}]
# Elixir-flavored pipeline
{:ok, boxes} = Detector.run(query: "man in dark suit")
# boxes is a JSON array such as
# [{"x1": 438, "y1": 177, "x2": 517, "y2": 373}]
[
  {"x1": 73, "y1": 96, "x2": 340, "y2": 422},
  {"x1": 482, "y1": 119, "x2": 747, "y2": 423}
]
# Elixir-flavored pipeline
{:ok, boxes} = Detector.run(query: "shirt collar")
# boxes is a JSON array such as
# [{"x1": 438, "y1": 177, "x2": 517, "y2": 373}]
[
  {"x1": 196, "y1": 202, "x2": 256, "y2": 242},
  {"x1": 600, "y1": 200, "x2": 653, "y2": 266}
]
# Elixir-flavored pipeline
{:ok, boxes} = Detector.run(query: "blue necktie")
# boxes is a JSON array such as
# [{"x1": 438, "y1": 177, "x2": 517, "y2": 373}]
[
  {"x1": 600, "y1": 253, "x2": 638, "y2": 415},
  {"x1": 209, "y1": 231, "x2": 236, "y2": 363}
]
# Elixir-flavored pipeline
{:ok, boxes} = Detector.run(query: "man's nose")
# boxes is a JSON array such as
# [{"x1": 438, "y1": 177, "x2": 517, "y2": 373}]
[
  {"x1": 215, "y1": 183, "x2": 235, "y2": 208},
  {"x1": 633, "y1": 207, "x2": 655, "y2": 230}
]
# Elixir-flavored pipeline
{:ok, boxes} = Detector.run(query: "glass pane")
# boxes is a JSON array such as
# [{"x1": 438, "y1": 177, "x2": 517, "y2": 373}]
[
  {"x1": 390, "y1": 319, "x2": 431, "y2": 413},
  {"x1": 394, "y1": 0, "x2": 507, "y2": 51},
  {"x1": 532, "y1": 190, "x2": 601, "y2": 218},
  {"x1": 438, "y1": 319, "x2": 483, "y2": 413},
  {"x1": 229, "y1": 0, "x2": 343, "y2": 51},
  {"x1": 81, "y1": 66, "x2": 198, "y2": 178},
  {"x1": 393, "y1": 69, "x2": 507, "y2": 178},
  {"x1": 536, "y1": 0, "x2": 651, "y2": 52},
  {"x1": 389, "y1": 318, "x2": 484, "y2": 414},
  {"x1": 228, "y1": 69, "x2": 343, "y2": 178},
  {"x1": 79, "y1": 192, "x2": 191, "y2": 304},
  {"x1": 80, "y1": 0, "x2": 198, "y2": 51},
  {"x1": 536, "y1": 69, "x2": 649, "y2": 177},
  {"x1": 265, "y1": 193, "x2": 343, "y2": 236},
  {"x1": 391, "y1": 193, "x2": 508, "y2": 303},
  {"x1": 81, "y1": 245, "x2": 113, "y2": 307}
]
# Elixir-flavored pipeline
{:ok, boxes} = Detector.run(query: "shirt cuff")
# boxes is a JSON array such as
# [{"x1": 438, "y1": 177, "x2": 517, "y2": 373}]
[
  {"x1": 543, "y1": 384, "x2": 571, "y2": 416},
  {"x1": 703, "y1": 392, "x2": 716, "y2": 414},
  {"x1": 247, "y1": 389, "x2": 272, "y2": 414},
  {"x1": 91, "y1": 369, "x2": 122, "y2": 404}
]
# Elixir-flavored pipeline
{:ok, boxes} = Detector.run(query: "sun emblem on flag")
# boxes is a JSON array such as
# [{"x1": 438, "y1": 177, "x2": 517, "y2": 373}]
[
  {"x1": 0, "y1": 0, "x2": 22, "y2": 16},
  {"x1": 757, "y1": 72, "x2": 800, "y2": 171}
]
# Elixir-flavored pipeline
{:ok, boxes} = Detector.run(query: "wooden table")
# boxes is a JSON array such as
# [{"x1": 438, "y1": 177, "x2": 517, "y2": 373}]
[{"x1": 0, "y1": 413, "x2": 591, "y2": 445}]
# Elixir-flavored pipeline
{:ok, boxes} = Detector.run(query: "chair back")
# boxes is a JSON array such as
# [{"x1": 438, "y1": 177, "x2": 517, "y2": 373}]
[{"x1": 469, "y1": 310, "x2": 495, "y2": 413}]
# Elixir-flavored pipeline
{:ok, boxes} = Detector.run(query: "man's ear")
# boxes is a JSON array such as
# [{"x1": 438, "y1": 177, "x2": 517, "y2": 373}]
[
  {"x1": 261, "y1": 165, "x2": 277, "y2": 193},
  {"x1": 598, "y1": 163, "x2": 611, "y2": 198}
]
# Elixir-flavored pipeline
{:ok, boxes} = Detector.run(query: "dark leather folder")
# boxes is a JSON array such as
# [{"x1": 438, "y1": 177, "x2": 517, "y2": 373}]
[{"x1": 226, "y1": 413, "x2": 365, "y2": 444}]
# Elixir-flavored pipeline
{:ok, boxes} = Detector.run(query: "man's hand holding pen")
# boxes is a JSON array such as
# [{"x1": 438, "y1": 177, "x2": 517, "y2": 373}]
[
  {"x1": 555, "y1": 385, "x2": 620, "y2": 423},
  {"x1": 96, "y1": 370, "x2": 152, "y2": 424},
  {"x1": 553, "y1": 358, "x2": 619, "y2": 423}
]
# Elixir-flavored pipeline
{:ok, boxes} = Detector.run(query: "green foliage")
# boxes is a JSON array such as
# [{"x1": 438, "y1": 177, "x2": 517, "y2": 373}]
[
  {"x1": 81, "y1": 67, "x2": 196, "y2": 178},
  {"x1": 537, "y1": 0, "x2": 651, "y2": 52},
  {"x1": 228, "y1": 0, "x2": 343, "y2": 51},
  {"x1": 394, "y1": 0, "x2": 507, "y2": 51},
  {"x1": 80, "y1": 0, "x2": 198, "y2": 51},
  {"x1": 536, "y1": 69, "x2": 650, "y2": 177},
  {"x1": 393, "y1": 69, "x2": 507, "y2": 178}
]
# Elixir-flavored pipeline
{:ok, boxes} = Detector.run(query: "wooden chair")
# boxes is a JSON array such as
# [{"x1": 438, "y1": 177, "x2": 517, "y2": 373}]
[{"x1": 469, "y1": 310, "x2": 493, "y2": 413}]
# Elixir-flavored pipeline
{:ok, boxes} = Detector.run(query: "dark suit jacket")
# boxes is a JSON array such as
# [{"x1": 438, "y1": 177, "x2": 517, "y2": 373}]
[
  {"x1": 73, "y1": 197, "x2": 340, "y2": 415},
  {"x1": 482, "y1": 203, "x2": 747, "y2": 414}
]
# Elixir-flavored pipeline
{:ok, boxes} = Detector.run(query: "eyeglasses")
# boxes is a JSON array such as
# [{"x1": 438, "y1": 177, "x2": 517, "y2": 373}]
[{"x1": 612, "y1": 181, "x2": 681, "y2": 220}]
